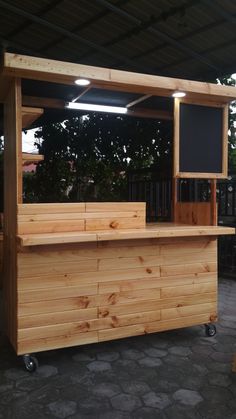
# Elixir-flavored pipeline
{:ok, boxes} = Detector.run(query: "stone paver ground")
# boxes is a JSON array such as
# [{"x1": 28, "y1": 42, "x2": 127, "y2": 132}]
[{"x1": 0, "y1": 278, "x2": 236, "y2": 419}]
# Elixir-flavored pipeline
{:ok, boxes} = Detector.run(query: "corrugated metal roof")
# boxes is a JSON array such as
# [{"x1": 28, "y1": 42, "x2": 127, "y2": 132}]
[{"x1": 0, "y1": 0, "x2": 235, "y2": 80}]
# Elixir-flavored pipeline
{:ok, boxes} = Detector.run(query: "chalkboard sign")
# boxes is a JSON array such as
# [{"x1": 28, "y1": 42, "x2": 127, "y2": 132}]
[{"x1": 174, "y1": 101, "x2": 227, "y2": 178}]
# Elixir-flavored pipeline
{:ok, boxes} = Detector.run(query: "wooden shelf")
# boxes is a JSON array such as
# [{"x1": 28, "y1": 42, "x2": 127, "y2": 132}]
[
  {"x1": 22, "y1": 153, "x2": 44, "y2": 164},
  {"x1": 17, "y1": 223, "x2": 235, "y2": 247},
  {"x1": 22, "y1": 106, "x2": 44, "y2": 129}
]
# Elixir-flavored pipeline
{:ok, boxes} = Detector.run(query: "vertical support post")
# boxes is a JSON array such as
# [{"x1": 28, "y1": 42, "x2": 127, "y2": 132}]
[
  {"x1": 210, "y1": 179, "x2": 217, "y2": 226},
  {"x1": 233, "y1": 354, "x2": 236, "y2": 372},
  {"x1": 3, "y1": 78, "x2": 22, "y2": 350}
]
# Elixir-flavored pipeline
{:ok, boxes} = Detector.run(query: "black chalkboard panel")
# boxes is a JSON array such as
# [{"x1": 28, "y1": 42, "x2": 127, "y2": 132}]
[{"x1": 179, "y1": 103, "x2": 223, "y2": 173}]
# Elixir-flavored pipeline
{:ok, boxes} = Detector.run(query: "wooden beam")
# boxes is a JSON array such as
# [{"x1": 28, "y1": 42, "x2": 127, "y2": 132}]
[
  {"x1": 22, "y1": 96, "x2": 173, "y2": 120},
  {"x1": 22, "y1": 106, "x2": 44, "y2": 129},
  {"x1": 22, "y1": 153, "x2": 44, "y2": 163},
  {"x1": 126, "y1": 94, "x2": 152, "y2": 108},
  {"x1": 4, "y1": 53, "x2": 236, "y2": 102}
]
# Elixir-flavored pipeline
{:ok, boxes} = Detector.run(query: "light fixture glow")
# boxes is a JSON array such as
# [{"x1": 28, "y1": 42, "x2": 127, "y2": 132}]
[
  {"x1": 66, "y1": 102, "x2": 127, "y2": 114},
  {"x1": 231, "y1": 73, "x2": 236, "y2": 80},
  {"x1": 74, "y1": 78, "x2": 90, "y2": 86},
  {"x1": 172, "y1": 91, "x2": 186, "y2": 98}
]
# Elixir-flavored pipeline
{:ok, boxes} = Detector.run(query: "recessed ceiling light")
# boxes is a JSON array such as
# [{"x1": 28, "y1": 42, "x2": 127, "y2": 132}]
[
  {"x1": 74, "y1": 79, "x2": 90, "y2": 86},
  {"x1": 172, "y1": 91, "x2": 186, "y2": 98}
]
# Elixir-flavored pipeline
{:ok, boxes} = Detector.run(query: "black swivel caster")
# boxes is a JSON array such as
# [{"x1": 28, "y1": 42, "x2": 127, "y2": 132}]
[
  {"x1": 205, "y1": 324, "x2": 216, "y2": 337},
  {"x1": 23, "y1": 354, "x2": 39, "y2": 372}
]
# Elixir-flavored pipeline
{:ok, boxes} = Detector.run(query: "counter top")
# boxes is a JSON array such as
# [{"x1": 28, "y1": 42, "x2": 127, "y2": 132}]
[{"x1": 17, "y1": 223, "x2": 235, "y2": 247}]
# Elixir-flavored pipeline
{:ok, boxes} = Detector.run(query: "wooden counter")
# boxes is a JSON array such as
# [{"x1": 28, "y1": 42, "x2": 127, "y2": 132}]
[
  {"x1": 17, "y1": 223, "x2": 235, "y2": 246},
  {"x1": 4, "y1": 202, "x2": 235, "y2": 355}
]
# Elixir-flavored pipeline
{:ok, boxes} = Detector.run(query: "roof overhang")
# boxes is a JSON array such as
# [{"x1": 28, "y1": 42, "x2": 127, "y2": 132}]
[{"x1": 1, "y1": 53, "x2": 236, "y2": 104}]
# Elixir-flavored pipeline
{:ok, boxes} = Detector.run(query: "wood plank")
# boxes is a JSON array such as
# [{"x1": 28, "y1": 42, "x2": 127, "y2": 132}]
[
  {"x1": 85, "y1": 217, "x2": 145, "y2": 231},
  {"x1": 98, "y1": 255, "x2": 163, "y2": 271},
  {"x1": 161, "y1": 302, "x2": 217, "y2": 321},
  {"x1": 98, "y1": 313, "x2": 214, "y2": 342},
  {"x1": 160, "y1": 261, "x2": 217, "y2": 277},
  {"x1": 18, "y1": 266, "x2": 161, "y2": 290},
  {"x1": 161, "y1": 282, "x2": 217, "y2": 298},
  {"x1": 98, "y1": 288, "x2": 161, "y2": 306},
  {"x1": 18, "y1": 231, "x2": 97, "y2": 246},
  {"x1": 18, "y1": 203, "x2": 86, "y2": 214},
  {"x1": 22, "y1": 153, "x2": 44, "y2": 163},
  {"x1": 18, "y1": 258, "x2": 98, "y2": 278},
  {"x1": 18, "y1": 219, "x2": 85, "y2": 234},
  {"x1": 5, "y1": 53, "x2": 235, "y2": 101},
  {"x1": 18, "y1": 295, "x2": 99, "y2": 316},
  {"x1": 85, "y1": 202, "x2": 146, "y2": 212},
  {"x1": 17, "y1": 331, "x2": 98, "y2": 355},
  {"x1": 18, "y1": 211, "x2": 141, "y2": 222},
  {"x1": 98, "y1": 292, "x2": 217, "y2": 318},
  {"x1": 22, "y1": 106, "x2": 44, "y2": 129},
  {"x1": 18, "y1": 309, "x2": 161, "y2": 341},
  {"x1": 98, "y1": 272, "x2": 216, "y2": 294},
  {"x1": 175, "y1": 202, "x2": 212, "y2": 226},
  {"x1": 18, "y1": 244, "x2": 161, "y2": 266},
  {"x1": 18, "y1": 283, "x2": 98, "y2": 303},
  {"x1": 18, "y1": 307, "x2": 98, "y2": 328}
]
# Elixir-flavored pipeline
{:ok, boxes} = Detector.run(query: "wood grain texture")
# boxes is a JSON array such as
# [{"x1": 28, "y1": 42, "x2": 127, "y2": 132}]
[
  {"x1": 175, "y1": 202, "x2": 212, "y2": 225},
  {"x1": 3, "y1": 78, "x2": 22, "y2": 351},
  {"x1": 16, "y1": 236, "x2": 218, "y2": 354}
]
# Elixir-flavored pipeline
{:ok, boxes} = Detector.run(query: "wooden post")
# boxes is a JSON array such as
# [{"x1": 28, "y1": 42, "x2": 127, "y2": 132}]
[
  {"x1": 210, "y1": 179, "x2": 217, "y2": 226},
  {"x1": 3, "y1": 78, "x2": 22, "y2": 350}
]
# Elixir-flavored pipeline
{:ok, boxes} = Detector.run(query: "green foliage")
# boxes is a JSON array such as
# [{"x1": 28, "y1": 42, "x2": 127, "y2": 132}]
[{"x1": 25, "y1": 113, "x2": 172, "y2": 202}]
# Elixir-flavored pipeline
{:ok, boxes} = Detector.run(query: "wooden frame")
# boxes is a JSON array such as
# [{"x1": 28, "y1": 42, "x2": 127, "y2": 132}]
[{"x1": 173, "y1": 98, "x2": 228, "y2": 179}]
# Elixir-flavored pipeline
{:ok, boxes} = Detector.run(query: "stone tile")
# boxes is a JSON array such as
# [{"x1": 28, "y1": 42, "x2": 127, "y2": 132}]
[
  {"x1": 76, "y1": 396, "x2": 111, "y2": 415},
  {"x1": 207, "y1": 372, "x2": 232, "y2": 387},
  {"x1": 168, "y1": 346, "x2": 192, "y2": 356},
  {"x1": 173, "y1": 389, "x2": 203, "y2": 406},
  {"x1": 97, "y1": 351, "x2": 120, "y2": 362},
  {"x1": 46, "y1": 400, "x2": 77, "y2": 419},
  {"x1": 165, "y1": 405, "x2": 202, "y2": 419},
  {"x1": 138, "y1": 357, "x2": 162, "y2": 368},
  {"x1": 91, "y1": 382, "x2": 121, "y2": 398},
  {"x1": 142, "y1": 391, "x2": 172, "y2": 409},
  {"x1": 86, "y1": 361, "x2": 111, "y2": 372},
  {"x1": 143, "y1": 348, "x2": 167, "y2": 358},
  {"x1": 72, "y1": 353, "x2": 96, "y2": 362},
  {"x1": 120, "y1": 380, "x2": 150, "y2": 395},
  {"x1": 121, "y1": 349, "x2": 144, "y2": 360},
  {"x1": 110, "y1": 393, "x2": 142, "y2": 412},
  {"x1": 133, "y1": 407, "x2": 167, "y2": 418}
]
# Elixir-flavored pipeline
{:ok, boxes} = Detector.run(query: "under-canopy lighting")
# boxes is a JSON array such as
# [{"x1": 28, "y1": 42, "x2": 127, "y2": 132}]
[
  {"x1": 74, "y1": 78, "x2": 90, "y2": 86},
  {"x1": 66, "y1": 102, "x2": 128, "y2": 114},
  {"x1": 172, "y1": 91, "x2": 186, "y2": 98}
]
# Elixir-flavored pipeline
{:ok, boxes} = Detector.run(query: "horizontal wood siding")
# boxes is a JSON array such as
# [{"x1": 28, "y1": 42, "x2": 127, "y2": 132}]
[
  {"x1": 16, "y1": 236, "x2": 217, "y2": 354},
  {"x1": 17, "y1": 202, "x2": 146, "y2": 234}
]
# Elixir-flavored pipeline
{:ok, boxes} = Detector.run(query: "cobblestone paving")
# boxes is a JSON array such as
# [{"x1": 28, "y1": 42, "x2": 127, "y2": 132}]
[{"x1": 0, "y1": 278, "x2": 236, "y2": 419}]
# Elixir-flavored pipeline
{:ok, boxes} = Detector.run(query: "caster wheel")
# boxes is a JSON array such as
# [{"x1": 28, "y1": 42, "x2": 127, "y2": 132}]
[
  {"x1": 205, "y1": 324, "x2": 216, "y2": 337},
  {"x1": 23, "y1": 354, "x2": 39, "y2": 372}
]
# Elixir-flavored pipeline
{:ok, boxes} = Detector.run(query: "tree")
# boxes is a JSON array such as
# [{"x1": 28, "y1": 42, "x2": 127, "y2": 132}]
[{"x1": 26, "y1": 113, "x2": 172, "y2": 202}]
